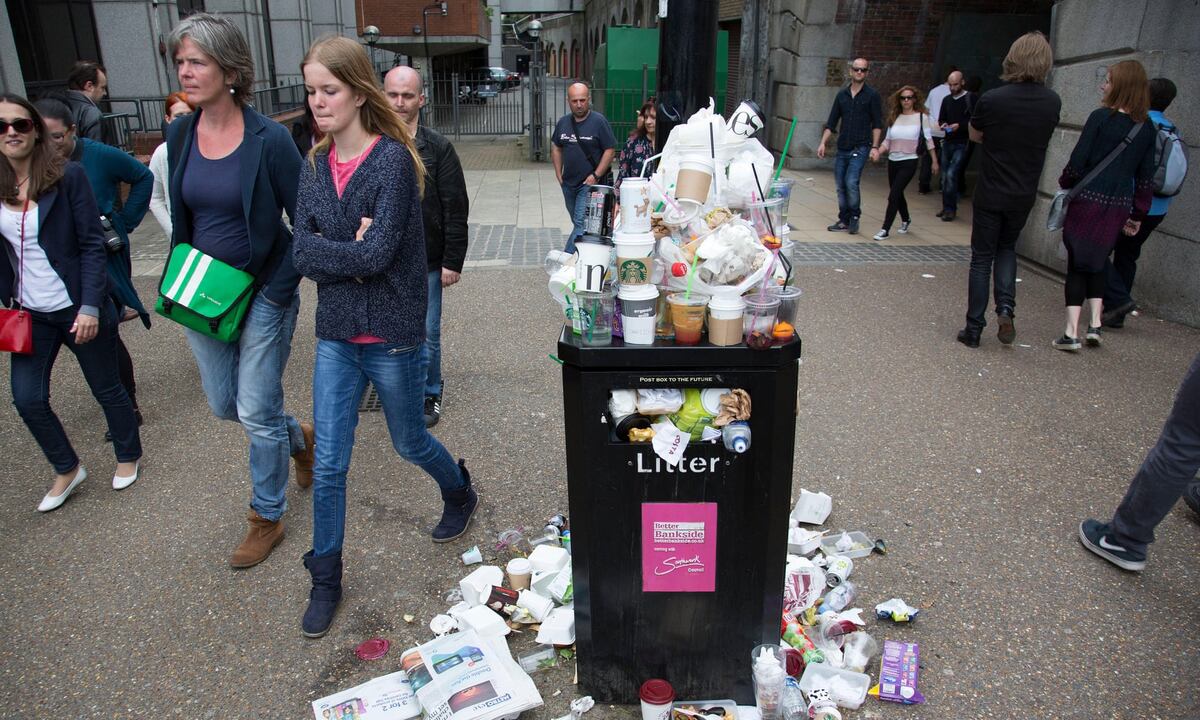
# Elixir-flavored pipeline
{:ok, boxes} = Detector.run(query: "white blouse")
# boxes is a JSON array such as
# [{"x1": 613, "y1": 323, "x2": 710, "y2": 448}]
[
  {"x1": 149, "y1": 142, "x2": 173, "y2": 237},
  {"x1": 884, "y1": 113, "x2": 935, "y2": 162},
  {"x1": 0, "y1": 204, "x2": 73, "y2": 312}
]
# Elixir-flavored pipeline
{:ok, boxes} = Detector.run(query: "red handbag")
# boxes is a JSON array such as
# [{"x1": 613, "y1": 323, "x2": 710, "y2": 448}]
[{"x1": 0, "y1": 196, "x2": 33, "y2": 355}]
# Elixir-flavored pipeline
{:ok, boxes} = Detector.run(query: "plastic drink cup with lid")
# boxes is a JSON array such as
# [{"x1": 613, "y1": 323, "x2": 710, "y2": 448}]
[{"x1": 666, "y1": 293, "x2": 709, "y2": 345}]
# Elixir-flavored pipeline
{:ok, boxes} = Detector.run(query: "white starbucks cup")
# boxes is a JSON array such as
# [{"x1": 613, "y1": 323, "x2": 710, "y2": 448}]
[
  {"x1": 618, "y1": 284, "x2": 658, "y2": 345},
  {"x1": 619, "y1": 177, "x2": 652, "y2": 233},
  {"x1": 613, "y1": 230, "x2": 656, "y2": 286}
]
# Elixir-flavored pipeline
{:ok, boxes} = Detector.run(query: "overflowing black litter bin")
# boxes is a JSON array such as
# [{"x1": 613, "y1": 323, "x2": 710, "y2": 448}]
[{"x1": 559, "y1": 328, "x2": 801, "y2": 705}]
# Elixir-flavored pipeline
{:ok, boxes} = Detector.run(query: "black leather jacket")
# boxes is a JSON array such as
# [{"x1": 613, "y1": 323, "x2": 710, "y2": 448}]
[{"x1": 415, "y1": 126, "x2": 469, "y2": 273}]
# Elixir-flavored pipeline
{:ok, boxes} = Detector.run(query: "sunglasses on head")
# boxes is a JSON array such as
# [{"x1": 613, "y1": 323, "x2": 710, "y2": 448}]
[{"x1": 0, "y1": 118, "x2": 35, "y2": 134}]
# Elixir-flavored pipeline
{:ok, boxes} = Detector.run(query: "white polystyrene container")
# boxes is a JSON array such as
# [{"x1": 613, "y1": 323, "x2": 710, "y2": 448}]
[
  {"x1": 798, "y1": 662, "x2": 870, "y2": 710},
  {"x1": 818, "y1": 531, "x2": 874, "y2": 559}
]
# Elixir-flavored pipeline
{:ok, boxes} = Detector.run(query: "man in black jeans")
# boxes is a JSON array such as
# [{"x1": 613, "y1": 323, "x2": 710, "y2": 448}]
[
  {"x1": 1080, "y1": 351, "x2": 1200, "y2": 572},
  {"x1": 957, "y1": 32, "x2": 1061, "y2": 348}
]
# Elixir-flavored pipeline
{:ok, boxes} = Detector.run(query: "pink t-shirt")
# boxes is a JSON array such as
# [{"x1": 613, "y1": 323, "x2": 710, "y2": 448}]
[{"x1": 330, "y1": 137, "x2": 386, "y2": 344}]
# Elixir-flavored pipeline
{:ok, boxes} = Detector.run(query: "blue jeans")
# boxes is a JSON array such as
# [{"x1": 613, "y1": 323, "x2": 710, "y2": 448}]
[
  {"x1": 940, "y1": 142, "x2": 967, "y2": 213},
  {"x1": 420, "y1": 269, "x2": 443, "y2": 398},
  {"x1": 310, "y1": 339, "x2": 466, "y2": 557},
  {"x1": 561, "y1": 183, "x2": 589, "y2": 253},
  {"x1": 11, "y1": 300, "x2": 142, "y2": 473},
  {"x1": 185, "y1": 292, "x2": 306, "y2": 521},
  {"x1": 833, "y1": 146, "x2": 869, "y2": 223}
]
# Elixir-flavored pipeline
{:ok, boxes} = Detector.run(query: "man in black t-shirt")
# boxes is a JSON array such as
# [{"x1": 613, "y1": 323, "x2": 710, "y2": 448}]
[
  {"x1": 956, "y1": 32, "x2": 1061, "y2": 348},
  {"x1": 551, "y1": 83, "x2": 616, "y2": 253}
]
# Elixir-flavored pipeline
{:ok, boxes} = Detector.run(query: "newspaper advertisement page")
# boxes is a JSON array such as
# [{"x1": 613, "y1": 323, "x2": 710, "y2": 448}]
[
  {"x1": 403, "y1": 630, "x2": 543, "y2": 720},
  {"x1": 310, "y1": 670, "x2": 422, "y2": 720}
]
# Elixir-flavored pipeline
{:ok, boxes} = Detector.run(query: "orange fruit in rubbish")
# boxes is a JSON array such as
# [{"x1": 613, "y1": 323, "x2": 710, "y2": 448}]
[
  {"x1": 772, "y1": 321, "x2": 795, "y2": 339},
  {"x1": 761, "y1": 234, "x2": 782, "y2": 250}
]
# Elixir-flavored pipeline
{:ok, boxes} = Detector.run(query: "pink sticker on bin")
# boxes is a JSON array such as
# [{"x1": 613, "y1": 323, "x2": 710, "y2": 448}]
[{"x1": 641, "y1": 503, "x2": 717, "y2": 593}]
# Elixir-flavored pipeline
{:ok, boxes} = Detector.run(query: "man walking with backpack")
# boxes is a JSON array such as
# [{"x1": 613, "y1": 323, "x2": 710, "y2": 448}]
[{"x1": 1102, "y1": 78, "x2": 1187, "y2": 328}]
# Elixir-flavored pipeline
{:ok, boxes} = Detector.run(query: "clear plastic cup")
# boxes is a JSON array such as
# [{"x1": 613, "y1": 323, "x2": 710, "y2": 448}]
[
  {"x1": 769, "y1": 178, "x2": 795, "y2": 227},
  {"x1": 573, "y1": 287, "x2": 615, "y2": 346},
  {"x1": 769, "y1": 286, "x2": 802, "y2": 339},
  {"x1": 666, "y1": 293, "x2": 710, "y2": 345},
  {"x1": 751, "y1": 644, "x2": 786, "y2": 719},
  {"x1": 742, "y1": 295, "x2": 780, "y2": 349}
]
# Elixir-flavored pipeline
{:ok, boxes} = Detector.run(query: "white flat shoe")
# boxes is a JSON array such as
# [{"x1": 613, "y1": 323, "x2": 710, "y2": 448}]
[
  {"x1": 112, "y1": 460, "x2": 141, "y2": 491},
  {"x1": 38, "y1": 466, "x2": 87, "y2": 512}
]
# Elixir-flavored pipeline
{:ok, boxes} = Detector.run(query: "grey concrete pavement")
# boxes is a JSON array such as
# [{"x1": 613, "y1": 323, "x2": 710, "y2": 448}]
[{"x1": 1, "y1": 138, "x2": 1197, "y2": 719}]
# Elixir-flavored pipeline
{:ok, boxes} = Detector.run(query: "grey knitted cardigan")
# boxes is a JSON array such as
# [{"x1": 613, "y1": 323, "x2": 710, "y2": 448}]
[{"x1": 292, "y1": 135, "x2": 428, "y2": 345}]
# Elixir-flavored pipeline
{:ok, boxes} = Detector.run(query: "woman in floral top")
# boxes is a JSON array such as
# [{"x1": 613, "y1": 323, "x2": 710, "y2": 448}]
[{"x1": 616, "y1": 99, "x2": 656, "y2": 190}]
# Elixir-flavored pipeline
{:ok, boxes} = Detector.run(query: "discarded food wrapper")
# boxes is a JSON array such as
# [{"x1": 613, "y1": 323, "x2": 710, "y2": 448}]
[
  {"x1": 528, "y1": 544, "x2": 570, "y2": 574},
  {"x1": 429, "y1": 613, "x2": 457, "y2": 635},
  {"x1": 637, "y1": 388, "x2": 685, "y2": 415},
  {"x1": 535, "y1": 604, "x2": 576, "y2": 646},
  {"x1": 402, "y1": 614, "x2": 415, "y2": 623},
  {"x1": 569, "y1": 695, "x2": 595, "y2": 719},
  {"x1": 354, "y1": 637, "x2": 390, "y2": 661},
  {"x1": 869, "y1": 640, "x2": 925, "y2": 705},
  {"x1": 875, "y1": 598, "x2": 920, "y2": 623},
  {"x1": 459, "y1": 565, "x2": 504, "y2": 606},
  {"x1": 711, "y1": 388, "x2": 751, "y2": 427},
  {"x1": 517, "y1": 589, "x2": 555, "y2": 622},
  {"x1": 840, "y1": 631, "x2": 879, "y2": 674},
  {"x1": 546, "y1": 562, "x2": 574, "y2": 604},
  {"x1": 783, "y1": 555, "x2": 826, "y2": 614},
  {"x1": 818, "y1": 531, "x2": 873, "y2": 559},
  {"x1": 791, "y1": 489, "x2": 832, "y2": 525},
  {"x1": 787, "y1": 528, "x2": 826, "y2": 555},
  {"x1": 700, "y1": 426, "x2": 723, "y2": 442},
  {"x1": 462, "y1": 545, "x2": 483, "y2": 565},
  {"x1": 670, "y1": 698, "x2": 738, "y2": 720},
  {"x1": 651, "y1": 419, "x2": 689, "y2": 467}
]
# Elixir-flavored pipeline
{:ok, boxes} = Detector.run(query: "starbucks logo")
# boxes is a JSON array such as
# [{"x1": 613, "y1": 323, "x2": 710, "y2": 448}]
[{"x1": 619, "y1": 259, "x2": 648, "y2": 283}]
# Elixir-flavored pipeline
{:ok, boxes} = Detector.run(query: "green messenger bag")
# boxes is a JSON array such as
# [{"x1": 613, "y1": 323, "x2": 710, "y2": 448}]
[{"x1": 155, "y1": 244, "x2": 256, "y2": 343}]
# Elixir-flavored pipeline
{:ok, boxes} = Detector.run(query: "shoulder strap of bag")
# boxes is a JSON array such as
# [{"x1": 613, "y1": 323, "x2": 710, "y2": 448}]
[
  {"x1": 14, "y1": 196, "x2": 27, "y2": 309},
  {"x1": 1067, "y1": 121, "x2": 1144, "y2": 201},
  {"x1": 571, "y1": 115, "x2": 602, "y2": 174}
]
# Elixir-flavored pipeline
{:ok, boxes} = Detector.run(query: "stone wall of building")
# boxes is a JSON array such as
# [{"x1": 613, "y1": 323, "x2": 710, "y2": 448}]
[{"x1": 1020, "y1": 0, "x2": 1200, "y2": 327}]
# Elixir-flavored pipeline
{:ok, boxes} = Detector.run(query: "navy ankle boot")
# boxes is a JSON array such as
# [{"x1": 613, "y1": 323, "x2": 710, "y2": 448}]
[
  {"x1": 432, "y1": 459, "x2": 479, "y2": 543},
  {"x1": 301, "y1": 550, "x2": 342, "y2": 638}
]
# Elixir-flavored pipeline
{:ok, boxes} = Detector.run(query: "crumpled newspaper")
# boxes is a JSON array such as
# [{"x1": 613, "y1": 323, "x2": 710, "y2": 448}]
[{"x1": 711, "y1": 388, "x2": 751, "y2": 427}]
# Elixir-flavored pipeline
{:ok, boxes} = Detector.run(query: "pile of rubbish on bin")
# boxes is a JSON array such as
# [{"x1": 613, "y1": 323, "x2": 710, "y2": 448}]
[
  {"x1": 547, "y1": 99, "x2": 804, "y2": 349},
  {"x1": 607, "y1": 388, "x2": 754, "y2": 457}
]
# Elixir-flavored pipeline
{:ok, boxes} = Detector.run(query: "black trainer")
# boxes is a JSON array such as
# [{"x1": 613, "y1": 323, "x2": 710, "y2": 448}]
[
  {"x1": 826, "y1": 221, "x2": 849, "y2": 232},
  {"x1": 424, "y1": 395, "x2": 441, "y2": 428},
  {"x1": 1078, "y1": 519, "x2": 1146, "y2": 571},
  {"x1": 1183, "y1": 483, "x2": 1200, "y2": 521},
  {"x1": 1085, "y1": 326, "x2": 1102, "y2": 347},
  {"x1": 847, "y1": 217, "x2": 860, "y2": 235},
  {"x1": 1052, "y1": 335, "x2": 1081, "y2": 352}
]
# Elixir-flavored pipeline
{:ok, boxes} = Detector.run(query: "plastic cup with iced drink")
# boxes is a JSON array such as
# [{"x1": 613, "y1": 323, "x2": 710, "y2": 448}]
[
  {"x1": 768, "y1": 285, "x2": 802, "y2": 340},
  {"x1": 573, "y1": 287, "x2": 615, "y2": 346},
  {"x1": 666, "y1": 293, "x2": 709, "y2": 345},
  {"x1": 742, "y1": 295, "x2": 780, "y2": 349}
]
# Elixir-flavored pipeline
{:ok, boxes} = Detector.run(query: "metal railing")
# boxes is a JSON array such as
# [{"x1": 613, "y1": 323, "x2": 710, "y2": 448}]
[{"x1": 424, "y1": 71, "x2": 527, "y2": 138}]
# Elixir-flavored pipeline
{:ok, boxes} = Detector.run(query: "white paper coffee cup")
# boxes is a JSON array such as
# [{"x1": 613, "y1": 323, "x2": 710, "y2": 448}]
[
  {"x1": 618, "y1": 284, "x2": 658, "y2": 345},
  {"x1": 574, "y1": 237, "x2": 613, "y2": 293}
]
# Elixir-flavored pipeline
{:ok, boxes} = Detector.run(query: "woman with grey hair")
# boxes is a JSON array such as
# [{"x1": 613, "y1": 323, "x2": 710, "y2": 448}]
[{"x1": 164, "y1": 12, "x2": 312, "y2": 569}]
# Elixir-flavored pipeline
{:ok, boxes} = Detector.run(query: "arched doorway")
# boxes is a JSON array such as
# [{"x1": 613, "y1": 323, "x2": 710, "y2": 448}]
[
  {"x1": 548, "y1": 46, "x2": 557, "y2": 76},
  {"x1": 620, "y1": 8, "x2": 629, "y2": 25},
  {"x1": 559, "y1": 43, "x2": 567, "y2": 76},
  {"x1": 571, "y1": 40, "x2": 580, "y2": 80},
  {"x1": 634, "y1": 0, "x2": 644, "y2": 27}
]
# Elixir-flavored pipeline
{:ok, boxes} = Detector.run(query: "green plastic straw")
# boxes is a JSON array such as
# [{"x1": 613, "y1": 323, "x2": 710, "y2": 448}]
[
  {"x1": 685, "y1": 257, "x2": 698, "y2": 300},
  {"x1": 772, "y1": 117, "x2": 799, "y2": 183}
]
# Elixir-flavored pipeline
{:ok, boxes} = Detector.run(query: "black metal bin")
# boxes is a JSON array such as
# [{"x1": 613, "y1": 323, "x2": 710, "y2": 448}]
[{"x1": 559, "y1": 328, "x2": 801, "y2": 705}]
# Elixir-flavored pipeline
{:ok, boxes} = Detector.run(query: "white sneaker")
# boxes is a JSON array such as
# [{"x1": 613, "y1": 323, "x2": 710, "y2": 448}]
[
  {"x1": 872, "y1": 229, "x2": 889, "y2": 241},
  {"x1": 38, "y1": 466, "x2": 87, "y2": 512},
  {"x1": 898, "y1": 221, "x2": 911, "y2": 234}
]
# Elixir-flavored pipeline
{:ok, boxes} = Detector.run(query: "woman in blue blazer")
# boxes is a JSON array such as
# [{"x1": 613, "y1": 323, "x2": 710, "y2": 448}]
[
  {"x1": 164, "y1": 12, "x2": 312, "y2": 569},
  {"x1": 0, "y1": 94, "x2": 143, "y2": 511}
]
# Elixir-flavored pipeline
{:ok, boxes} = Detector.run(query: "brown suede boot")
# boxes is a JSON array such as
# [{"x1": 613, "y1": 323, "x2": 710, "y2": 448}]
[
  {"x1": 230, "y1": 511, "x2": 285, "y2": 568},
  {"x1": 293, "y1": 421, "x2": 315, "y2": 489}
]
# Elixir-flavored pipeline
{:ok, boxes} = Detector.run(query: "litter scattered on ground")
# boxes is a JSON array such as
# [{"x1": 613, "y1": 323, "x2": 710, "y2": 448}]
[
  {"x1": 920, "y1": 273, "x2": 935, "y2": 279},
  {"x1": 354, "y1": 637, "x2": 390, "y2": 661},
  {"x1": 875, "y1": 598, "x2": 920, "y2": 623}
]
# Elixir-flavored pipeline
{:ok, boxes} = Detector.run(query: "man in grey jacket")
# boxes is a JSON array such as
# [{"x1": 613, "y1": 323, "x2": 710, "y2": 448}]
[
  {"x1": 384, "y1": 66, "x2": 470, "y2": 428},
  {"x1": 64, "y1": 61, "x2": 109, "y2": 143}
]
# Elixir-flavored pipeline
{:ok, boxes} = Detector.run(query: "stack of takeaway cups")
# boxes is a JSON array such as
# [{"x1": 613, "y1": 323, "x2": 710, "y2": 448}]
[
  {"x1": 614, "y1": 230, "x2": 656, "y2": 287},
  {"x1": 707, "y1": 291, "x2": 746, "y2": 346}
]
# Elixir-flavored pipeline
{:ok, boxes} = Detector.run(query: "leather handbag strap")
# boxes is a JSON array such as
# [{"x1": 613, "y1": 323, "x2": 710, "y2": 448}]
[
  {"x1": 1066, "y1": 121, "x2": 1144, "y2": 201},
  {"x1": 14, "y1": 195, "x2": 27, "y2": 310}
]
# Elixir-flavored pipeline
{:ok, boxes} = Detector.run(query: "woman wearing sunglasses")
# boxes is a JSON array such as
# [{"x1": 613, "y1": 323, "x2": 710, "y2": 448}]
[
  {"x1": 0, "y1": 94, "x2": 143, "y2": 511},
  {"x1": 874, "y1": 86, "x2": 938, "y2": 241}
]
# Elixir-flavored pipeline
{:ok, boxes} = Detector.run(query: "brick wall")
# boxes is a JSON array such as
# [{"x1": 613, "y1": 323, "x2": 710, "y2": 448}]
[
  {"x1": 359, "y1": 0, "x2": 487, "y2": 38},
  {"x1": 836, "y1": 0, "x2": 1054, "y2": 96}
]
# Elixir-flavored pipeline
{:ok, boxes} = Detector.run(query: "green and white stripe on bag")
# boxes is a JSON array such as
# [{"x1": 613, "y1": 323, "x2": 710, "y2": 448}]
[{"x1": 155, "y1": 243, "x2": 256, "y2": 343}]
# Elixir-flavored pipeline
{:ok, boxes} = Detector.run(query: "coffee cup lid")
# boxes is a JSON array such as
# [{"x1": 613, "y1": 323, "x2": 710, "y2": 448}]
[
  {"x1": 506, "y1": 557, "x2": 532, "y2": 574},
  {"x1": 613, "y1": 230, "x2": 656, "y2": 246},
  {"x1": 708, "y1": 292, "x2": 746, "y2": 311},
  {"x1": 577, "y1": 232, "x2": 613, "y2": 246},
  {"x1": 639, "y1": 679, "x2": 675, "y2": 705},
  {"x1": 618, "y1": 284, "x2": 658, "y2": 300},
  {"x1": 700, "y1": 388, "x2": 731, "y2": 414}
]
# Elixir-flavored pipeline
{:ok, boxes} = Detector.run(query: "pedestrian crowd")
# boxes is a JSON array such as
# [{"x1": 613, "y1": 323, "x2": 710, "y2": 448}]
[{"x1": 0, "y1": 20, "x2": 1194, "y2": 655}]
